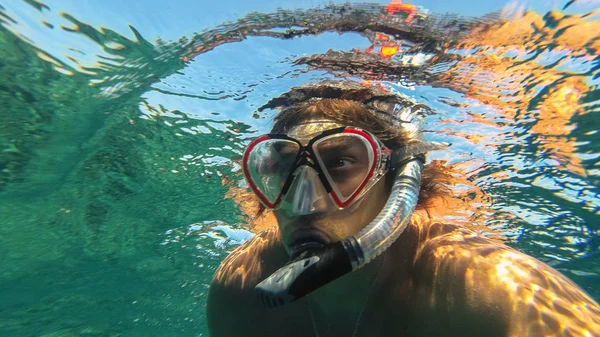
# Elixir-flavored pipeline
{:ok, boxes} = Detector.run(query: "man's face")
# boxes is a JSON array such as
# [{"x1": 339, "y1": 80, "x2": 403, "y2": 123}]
[{"x1": 273, "y1": 120, "x2": 391, "y2": 255}]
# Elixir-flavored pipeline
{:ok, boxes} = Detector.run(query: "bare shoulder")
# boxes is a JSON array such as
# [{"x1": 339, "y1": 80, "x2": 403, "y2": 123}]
[
  {"x1": 411, "y1": 222, "x2": 600, "y2": 336},
  {"x1": 206, "y1": 227, "x2": 293, "y2": 337},
  {"x1": 211, "y1": 226, "x2": 286, "y2": 289}
]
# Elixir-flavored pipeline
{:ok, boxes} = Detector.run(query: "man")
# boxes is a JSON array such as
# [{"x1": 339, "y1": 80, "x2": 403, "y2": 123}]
[{"x1": 207, "y1": 81, "x2": 600, "y2": 337}]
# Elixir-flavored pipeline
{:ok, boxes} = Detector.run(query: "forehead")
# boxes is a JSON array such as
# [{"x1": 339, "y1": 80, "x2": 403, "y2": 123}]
[{"x1": 287, "y1": 120, "x2": 346, "y2": 140}]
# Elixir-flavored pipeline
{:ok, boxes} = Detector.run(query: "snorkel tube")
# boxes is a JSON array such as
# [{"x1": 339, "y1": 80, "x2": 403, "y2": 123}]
[{"x1": 255, "y1": 155, "x2": 424, "y2": 308}]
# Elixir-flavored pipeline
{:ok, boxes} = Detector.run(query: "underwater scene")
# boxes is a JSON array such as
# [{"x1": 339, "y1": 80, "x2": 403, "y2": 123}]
[{"x1": 0, "y1": 0, "x2": 599, "y2": 336}]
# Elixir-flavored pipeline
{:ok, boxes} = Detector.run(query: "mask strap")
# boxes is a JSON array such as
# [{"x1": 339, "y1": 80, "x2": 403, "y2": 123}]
[{"x1": 390, "y1": 141, "x2": 449, "y2": 168}]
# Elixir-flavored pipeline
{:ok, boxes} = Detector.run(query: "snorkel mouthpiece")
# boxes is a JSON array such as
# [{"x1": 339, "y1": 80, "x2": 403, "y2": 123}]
[
  {"x1": 255, "y1": 242, "x2": 352, "y2": 308},
  {"x1": 256, "y1": 157, "x2": 424, "y2": 308}
]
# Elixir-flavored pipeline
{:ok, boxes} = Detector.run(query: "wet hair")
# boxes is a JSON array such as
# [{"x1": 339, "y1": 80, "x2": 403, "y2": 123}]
[{"x1": 271, "y1": 98, "x2": 414, "y2": 149}]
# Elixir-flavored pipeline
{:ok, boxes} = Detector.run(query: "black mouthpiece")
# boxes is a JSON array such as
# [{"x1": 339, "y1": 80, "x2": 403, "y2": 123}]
[{"x1": 255, "y1": 241, "x2": 352, "y2": 308}]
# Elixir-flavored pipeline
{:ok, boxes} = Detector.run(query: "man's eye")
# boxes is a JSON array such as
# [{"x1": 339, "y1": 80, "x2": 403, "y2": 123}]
[{"x1": 327, "y1": 158, "x2": 354, "y2": 169}]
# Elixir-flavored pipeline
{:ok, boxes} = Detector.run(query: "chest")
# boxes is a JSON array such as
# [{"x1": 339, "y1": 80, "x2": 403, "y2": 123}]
[
  {"x1": 257, "y1": 300, "x2": 395, "y2": 337},
  {"x1": 254, "y1": 299, "x2": 502, "y2": 337}
]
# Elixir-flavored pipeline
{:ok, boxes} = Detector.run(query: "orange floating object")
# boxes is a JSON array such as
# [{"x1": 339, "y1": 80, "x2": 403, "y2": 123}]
[
  {"x1": 380, "y1": 42, "x2": 400, "y2": 58},
  {"x1": 400, "y1": 4, "x2": 416, "y2": 12},
  {"x1": 385, "y1": 0, "x2": 416, "y2": 15}
]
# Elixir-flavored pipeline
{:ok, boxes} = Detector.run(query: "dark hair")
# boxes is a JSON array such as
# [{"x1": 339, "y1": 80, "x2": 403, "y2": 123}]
[{"x1": 271, "y1": 98, "x2": 413, "y2": 149}]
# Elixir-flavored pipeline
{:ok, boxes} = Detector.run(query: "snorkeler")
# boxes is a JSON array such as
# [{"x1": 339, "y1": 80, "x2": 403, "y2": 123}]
[{"x1": 207, "y1": 81, "x2": 600, "y2": 337}]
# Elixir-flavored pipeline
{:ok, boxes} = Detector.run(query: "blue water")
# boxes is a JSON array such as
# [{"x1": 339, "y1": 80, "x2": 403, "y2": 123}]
[{"x1": 0, "y1": 0, "x2": 598, "y2": 336}]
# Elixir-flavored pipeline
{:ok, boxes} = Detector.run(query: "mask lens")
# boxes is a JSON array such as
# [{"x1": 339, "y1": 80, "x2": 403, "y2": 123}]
[
  {"x1": 245, "y1": 139, "x2": 300, "y2": 204},
  {"x1": 313, "y1": 133, "x2": 375, "y2": 201}
]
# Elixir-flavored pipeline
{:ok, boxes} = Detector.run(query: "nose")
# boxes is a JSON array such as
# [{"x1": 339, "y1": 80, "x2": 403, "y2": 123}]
[{"x1": 280, "y1": 166, "x2": 330, "y2": 216}]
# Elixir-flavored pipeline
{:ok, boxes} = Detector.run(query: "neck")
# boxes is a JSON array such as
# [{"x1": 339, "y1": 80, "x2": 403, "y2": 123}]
[{"x1": 305, "y1": 250, "x2": 388, "y2": 336}]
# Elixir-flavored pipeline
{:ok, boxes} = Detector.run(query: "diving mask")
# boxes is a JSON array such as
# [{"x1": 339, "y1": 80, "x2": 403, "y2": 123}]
[{"x1": 242, "y1": 126, "x2": 399, "y2": 215}]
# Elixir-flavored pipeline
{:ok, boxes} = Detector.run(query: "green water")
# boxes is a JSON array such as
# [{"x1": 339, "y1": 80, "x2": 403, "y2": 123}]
[{"x1": 0, "y1": 24, "x2": 242, "y2": 335}]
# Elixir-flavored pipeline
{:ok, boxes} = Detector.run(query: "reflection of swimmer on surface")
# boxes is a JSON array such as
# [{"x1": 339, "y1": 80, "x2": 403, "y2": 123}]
[{"x1": 207, "y1": 81, "x2": 600, "y2": 337}]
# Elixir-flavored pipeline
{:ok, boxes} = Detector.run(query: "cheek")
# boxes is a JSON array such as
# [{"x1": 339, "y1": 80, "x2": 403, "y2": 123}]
[
  {"x1": 352, "y1": 180, "x2": 389, "y2": 224},
  {"x1": 326, "y1": 203, "x2": 375, "y2": 239},
  {"x1": 274, "y1": 212, "x2": 292, "y2": 236}
]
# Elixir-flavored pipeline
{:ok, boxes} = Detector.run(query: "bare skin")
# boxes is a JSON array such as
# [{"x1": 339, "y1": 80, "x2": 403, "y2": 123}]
[
  {"x1": 207, "y1": 121, "x2": 600, "y2": 337},
  {"x1": 208, "y1": 216, "x2": 600, "y2": 337}
]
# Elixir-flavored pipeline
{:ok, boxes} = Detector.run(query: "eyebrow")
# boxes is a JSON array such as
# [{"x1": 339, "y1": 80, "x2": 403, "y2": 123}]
[{"x1": 316, "y1": 138, "x2": 363, "y2": 152}]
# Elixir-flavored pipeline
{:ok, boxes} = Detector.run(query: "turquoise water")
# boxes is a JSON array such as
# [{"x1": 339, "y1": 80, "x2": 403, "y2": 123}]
[{"x1": 1, "y1": 0, "x2": 599, "y2": 336}]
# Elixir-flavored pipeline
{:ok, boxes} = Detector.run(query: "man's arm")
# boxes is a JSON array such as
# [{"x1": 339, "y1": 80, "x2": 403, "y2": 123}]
[
  {"x1": 207, "y1": 227, "x2": 285, "y2": 337},
  {"x1": 492, "y1": 250, "x2": 600, "y2": 336},
  {"x1": 413, "y1": 226, "x2": 600, "y2": 337}
]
